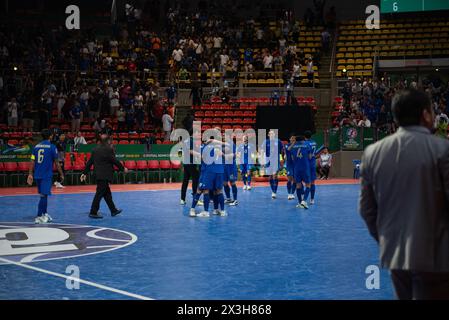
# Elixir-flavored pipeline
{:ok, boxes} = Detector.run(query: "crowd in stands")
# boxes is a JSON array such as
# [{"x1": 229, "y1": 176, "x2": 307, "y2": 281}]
[{"x1": 333, "y1": 75, "x2": 449, "y2": 138}]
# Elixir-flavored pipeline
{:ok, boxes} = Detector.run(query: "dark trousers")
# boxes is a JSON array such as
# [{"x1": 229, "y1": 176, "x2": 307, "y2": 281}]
[
  {"x1": 391, "y1": 270, "x2": 449, "y2": 300},
  {"x1": 181, "y1": 164, "x2": 200, "y2": 201},
  {"x1": 319, "y1": 165, "x2": 330, "y2": 178},
  {"x1": 90, "y1": 180, "x2": 117, "y2": 214}
]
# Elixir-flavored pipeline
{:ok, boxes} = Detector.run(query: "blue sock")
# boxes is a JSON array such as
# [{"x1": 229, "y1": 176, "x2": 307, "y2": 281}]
[
  {"x1": 38, "y1": 195, "x2": 47, "y2": 216},
  {"x1": 231, "y1": 184, "x2": 237, "y2": 200},
  {"x1": 310, "y1": 184, "x2": 316, "y2": 200},
  {"x1": 217, "y1": 193, "x2": 225, "y2": 210},
  {"x1": 191, "y1": 193, "x2": 201, "y2": 209},
  {"x1": 274, "y1": 178, "x2": 279, "y2": 193},
  {"x1": 296, "y1": 188, "x2": 302, "y2": 203},
  {"x1": 224, "y1": 184, "x2": 231, "y2": 199},
  {"x1": 292, "y1": 182, "x2": 296, "y2": 191},
  {"x1": 247, "y1": 174, "x2": 251, "y2": 186},
  {"x1": 303, "y1": 187, "x2": 310, "y2": 201},
  {"x1": 298, "y1": 185, "x2": 304, "y2": 201},
  {"x1": 203, "y1": 193, "x2": 210, "y2": 211},
  {"x1": 269, "y1": 177, "x2": 274, "y2": 192},
  {"x1": 287, "y1": 181, "x2": 292, "y2": 194},
  {"x1": 213, "y1": 193, "x2": 219, "y2": 210},
  {"x1": 242, "y1": 173, "x2": 247, "y2": 186}
]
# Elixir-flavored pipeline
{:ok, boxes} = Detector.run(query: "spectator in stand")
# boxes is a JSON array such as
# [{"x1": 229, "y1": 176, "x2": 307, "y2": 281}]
[
  {"x1": 110, "y1": 89, "x2": 120, "y2": 116},
  {"x1": 135, "y1": 105, "x2": 145, "y2": 132},
  {"x1": 74, "y1": 131, "x2": 87, "y2": 150},
  {"x1": 162, "y1": 109, "x2": 174, "y2": 141},
  {"x1": 22, "y1": 102, "x2": 35, "y2": 132},
  {"x1": 358, "y1": 115, "x2": 372, "y2": 128},
  {"x1": 89, "y1": 91, "x2": 101, "y2": 120},
  {"x1": 7, "y1": 98, "x2": 19, "y2": 127},
  {"x1": 165, "y1": 83, "x2": 176, "y2": 105},
  {"x1": 93, "y1": 117, "x2": 106, "y2": 133},
  {"x1": 79, "y1": 88, "x2": 89, "y2": 123},
  {"x1": 57, "y1": 93, "x2": 66, "y2": 120},
  {"x1": 116, "y1": 106, "x2": 126, "y2": 132},
  {"x1": 318, "y1": 148, "x2": 332, "y2": 180},
  {"x1": 125, "y1": 105, "x2": 136, "y2": 132},
  {"x1": 70, "y1": 103, "x2": 82, "y2": 133},
  {"x1": 321, "y1": 29, "x2": 331, "y2": 53},
  {"x1": 306, "y1": 58, "x2": 314, "y2": 81}
]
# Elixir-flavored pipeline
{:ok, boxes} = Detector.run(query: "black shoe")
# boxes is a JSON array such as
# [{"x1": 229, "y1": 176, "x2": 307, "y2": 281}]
[
  {"x1": 111, "y1": 209, "x2": 122, "y2": 217},
  {"x1": 89, "y1": 213, "x2": 103, "y2": 219}
]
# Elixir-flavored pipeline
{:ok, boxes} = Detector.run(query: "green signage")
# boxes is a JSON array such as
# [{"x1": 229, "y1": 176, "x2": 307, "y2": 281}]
[
  {"x1": 381, "y1": 0, "x2": 449, "y2": 13},
  {"x1": 342, "y1": 127, "x2": 362, "y2": 151}
]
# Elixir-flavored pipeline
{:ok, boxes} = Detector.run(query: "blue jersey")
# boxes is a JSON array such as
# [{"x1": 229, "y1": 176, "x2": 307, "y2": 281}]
[
  {"x1": 284, "y1": 143, "x2": 295, "y2": 169},
  {"x1": 261, "y1": 138, "x2": 284, "y2": 159},
  {"x1": 236, "y1": 143, "x2": 256, "y2": 165},
  {"x1": 31, "y1": 140, "x2": 57, "y2": 179},
  {"x1": 290, "y1": 141, "x2": 311, "y2": 172},
  {"x1": 202, "y1": 143, "x2": 224, "y2": 174},
  {"x1": 306, "y1": 139, "x2": 317, "y2": 168}
]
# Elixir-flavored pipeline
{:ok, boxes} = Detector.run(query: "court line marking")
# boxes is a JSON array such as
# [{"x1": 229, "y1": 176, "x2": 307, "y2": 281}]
[
  {"x1": 0, "y1": 182, "x2": 360, "y2": 197},
  {"x1": 0, "y1": 256, "x2": 154, "y2": 300}
]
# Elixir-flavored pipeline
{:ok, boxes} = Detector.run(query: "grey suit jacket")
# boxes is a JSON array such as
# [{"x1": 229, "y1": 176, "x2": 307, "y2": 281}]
[{"x1": 359, "y1": 126, "x2": 449, "y2": 272}]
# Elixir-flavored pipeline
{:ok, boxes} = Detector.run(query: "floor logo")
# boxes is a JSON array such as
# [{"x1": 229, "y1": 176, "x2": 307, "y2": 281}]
[{"x1": 0, "y1": 222, "x2": 137, "y2": 264}]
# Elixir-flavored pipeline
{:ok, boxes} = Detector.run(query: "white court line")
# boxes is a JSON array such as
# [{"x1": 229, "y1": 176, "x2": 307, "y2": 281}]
[{"x1": 0, "y1": 256, "x2": 154, "y2": 300}]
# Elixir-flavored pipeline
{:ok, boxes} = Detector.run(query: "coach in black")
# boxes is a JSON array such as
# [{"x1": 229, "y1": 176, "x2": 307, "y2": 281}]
[{"x1": 81, "y1": 132, "x2": 128, "y2": 219}]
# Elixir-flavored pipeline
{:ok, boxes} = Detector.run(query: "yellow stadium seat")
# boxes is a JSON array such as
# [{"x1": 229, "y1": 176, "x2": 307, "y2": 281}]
[
  {"x1": 364, "y1": 65, "x2": 372, "y2": 70},
  {"x1": 364, "y1": 58, "x2": 373, "y2": 64}
]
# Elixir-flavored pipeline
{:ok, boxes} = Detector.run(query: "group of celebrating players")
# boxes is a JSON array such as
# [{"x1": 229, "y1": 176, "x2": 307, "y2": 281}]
[{"x1": 185, "y1": 129, "x2": 321, "y2": 218}]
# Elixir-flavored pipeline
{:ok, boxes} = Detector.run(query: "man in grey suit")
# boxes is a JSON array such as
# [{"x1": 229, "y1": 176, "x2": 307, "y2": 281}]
[{"x1": 359, "y1": 89, "x2": 449, "y2": 300}]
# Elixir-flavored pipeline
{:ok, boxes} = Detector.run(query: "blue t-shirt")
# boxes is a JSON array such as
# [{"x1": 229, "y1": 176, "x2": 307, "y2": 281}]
[
  {"x1": 31, "y1": 140, "x2": 57, "y2": 179},
  {"x1": 261, "y1": 138, "x2": 284, "y2": 158},
  {"x1": 237, "y1": 143, "x2": 256, "y2": 165},
  {"x1": 284, "y1": 142, "x2": 295, "y2": 169},
  {"x1": 202, "y1": 143, "x2": 224, "y2": 174},
  {"x1": 306, "y1": 139, "x2": 317, "y2": 168},
  {"x1": 71, "y1": 106, "x2": 81, "y2": 119},
  {"x1": 290, "y1": 141, "x2": 311, "y2": 173}
]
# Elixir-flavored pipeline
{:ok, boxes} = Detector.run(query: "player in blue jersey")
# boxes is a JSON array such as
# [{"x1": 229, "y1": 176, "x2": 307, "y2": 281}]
[
  {"x1": 236, "y1": 135, "x2": 256, "y2": 190},
  {"x1": 190, "y1": 139, "x2": 227, "y2": 217},
  {"x1": 304, "y1": 131, "x2": 318, "y2": 205},
  {"x1": 260, "y1": 130, "x2": 284, "y2": 199},
  {"x1": 288, "y1": 134, "x2": 312, "y2": 209},
  {"x1": 27, "y1": 129, "x2": 64, "y2": 224},
  {"x1": 284, "y1": 133, "x2": 297, "y2": 200},
  {"x1": 223, "y1": 140, "x2": 238, "y2": 206}
]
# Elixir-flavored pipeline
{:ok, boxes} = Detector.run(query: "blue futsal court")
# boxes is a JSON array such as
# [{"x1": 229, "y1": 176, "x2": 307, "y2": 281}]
[{"x1": 0, "y1": 184, "x2": 395, "y2": 300}]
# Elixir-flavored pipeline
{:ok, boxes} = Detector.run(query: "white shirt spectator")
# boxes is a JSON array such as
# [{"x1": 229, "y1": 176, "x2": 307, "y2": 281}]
[
  {"x1": 213, "y1": 36, "x2": 223, "y2": 49},
  {"x1": 162, "y1": 113, "x2": 174, "y2": 132},
  {"x1": 220, "y1": 54, "x2": 229, "y2": 67},
  {"x1": 172, "y1": 49, "x2": 183, "y2": 62},
  {"x1": 135, "y1": 94, "x2": 144, "y2": 107},
  {"x1": 435, "y1": 113, "x2": 449, "y2": 127},
  {"x1": 358, "y1": 118, "x2": 371, "y2": 128},
  {"x1": 320, "y1": 153, "x2": 332, "y2": 167},
  {"x1": 263, "y1": 54, "x2": 273, "y2": 69},
  {"x1": 74, "y1": 135, "x2": 87, "y2": 146}
]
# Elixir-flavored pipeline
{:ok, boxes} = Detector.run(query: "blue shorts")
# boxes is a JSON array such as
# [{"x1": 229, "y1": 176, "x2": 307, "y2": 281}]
[
  {"x1": 294, "y1": 169, "x2": 311, "y2": 185},
  {"x1": 239, "y1": 164, "x2": 253, "y2": 174},
  {"x1": 36, "y1": 178, "x2": 52, "y2": 195},
  {"x1": 224, "y1": 165, "x2": 238, "y2": 183},
  {"x1": 199, "y1": 172, "x2": 224, "y2": 191}
]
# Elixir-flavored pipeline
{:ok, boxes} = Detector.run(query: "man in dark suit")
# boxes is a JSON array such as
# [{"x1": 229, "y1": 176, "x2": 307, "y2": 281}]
[
  {"x1": 81, "y1": 132, "x2": 128, "y2": 219},
  {"x1": 359, "y1": 89, "x2": 449, "y2": 299}
]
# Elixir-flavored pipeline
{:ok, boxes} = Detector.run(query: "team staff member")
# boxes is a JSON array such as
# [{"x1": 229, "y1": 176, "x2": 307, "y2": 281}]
[
  {"x1": 180, "y1": 130, "x2": 200, "y2": 205},
  {"x1": 81, "y1": 132, "x2": 128, "y2": 219},
  {"x1": 359, "y1": 89, "x2": 449, "y2": 299}
]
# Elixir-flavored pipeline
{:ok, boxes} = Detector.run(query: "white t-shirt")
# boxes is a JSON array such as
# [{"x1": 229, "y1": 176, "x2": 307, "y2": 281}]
[
  {"x1": 162, "y1": 114, "x2": 174, "y2": 132},
  {"x1": 213, "y1": 37, "x2": 223, "y2": 48},
  {"x1": 172, "y1": 49, "x2": 183, "y2": 62},
  {"x1": 358, "y1": 119, "x2": 371, "y2": 127},
  {"x1": 263, "y1": 55, "x2": 273, "y2": 69},
  {"x1": 220, "y1": 54, "x2": 229, "y2": 66},
  {"x1": 135, "y1": 94, "x2": 144, "y2": 107},
  {"x1": 8, "y1": 103, "x2": 18, "y2": 118}
]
